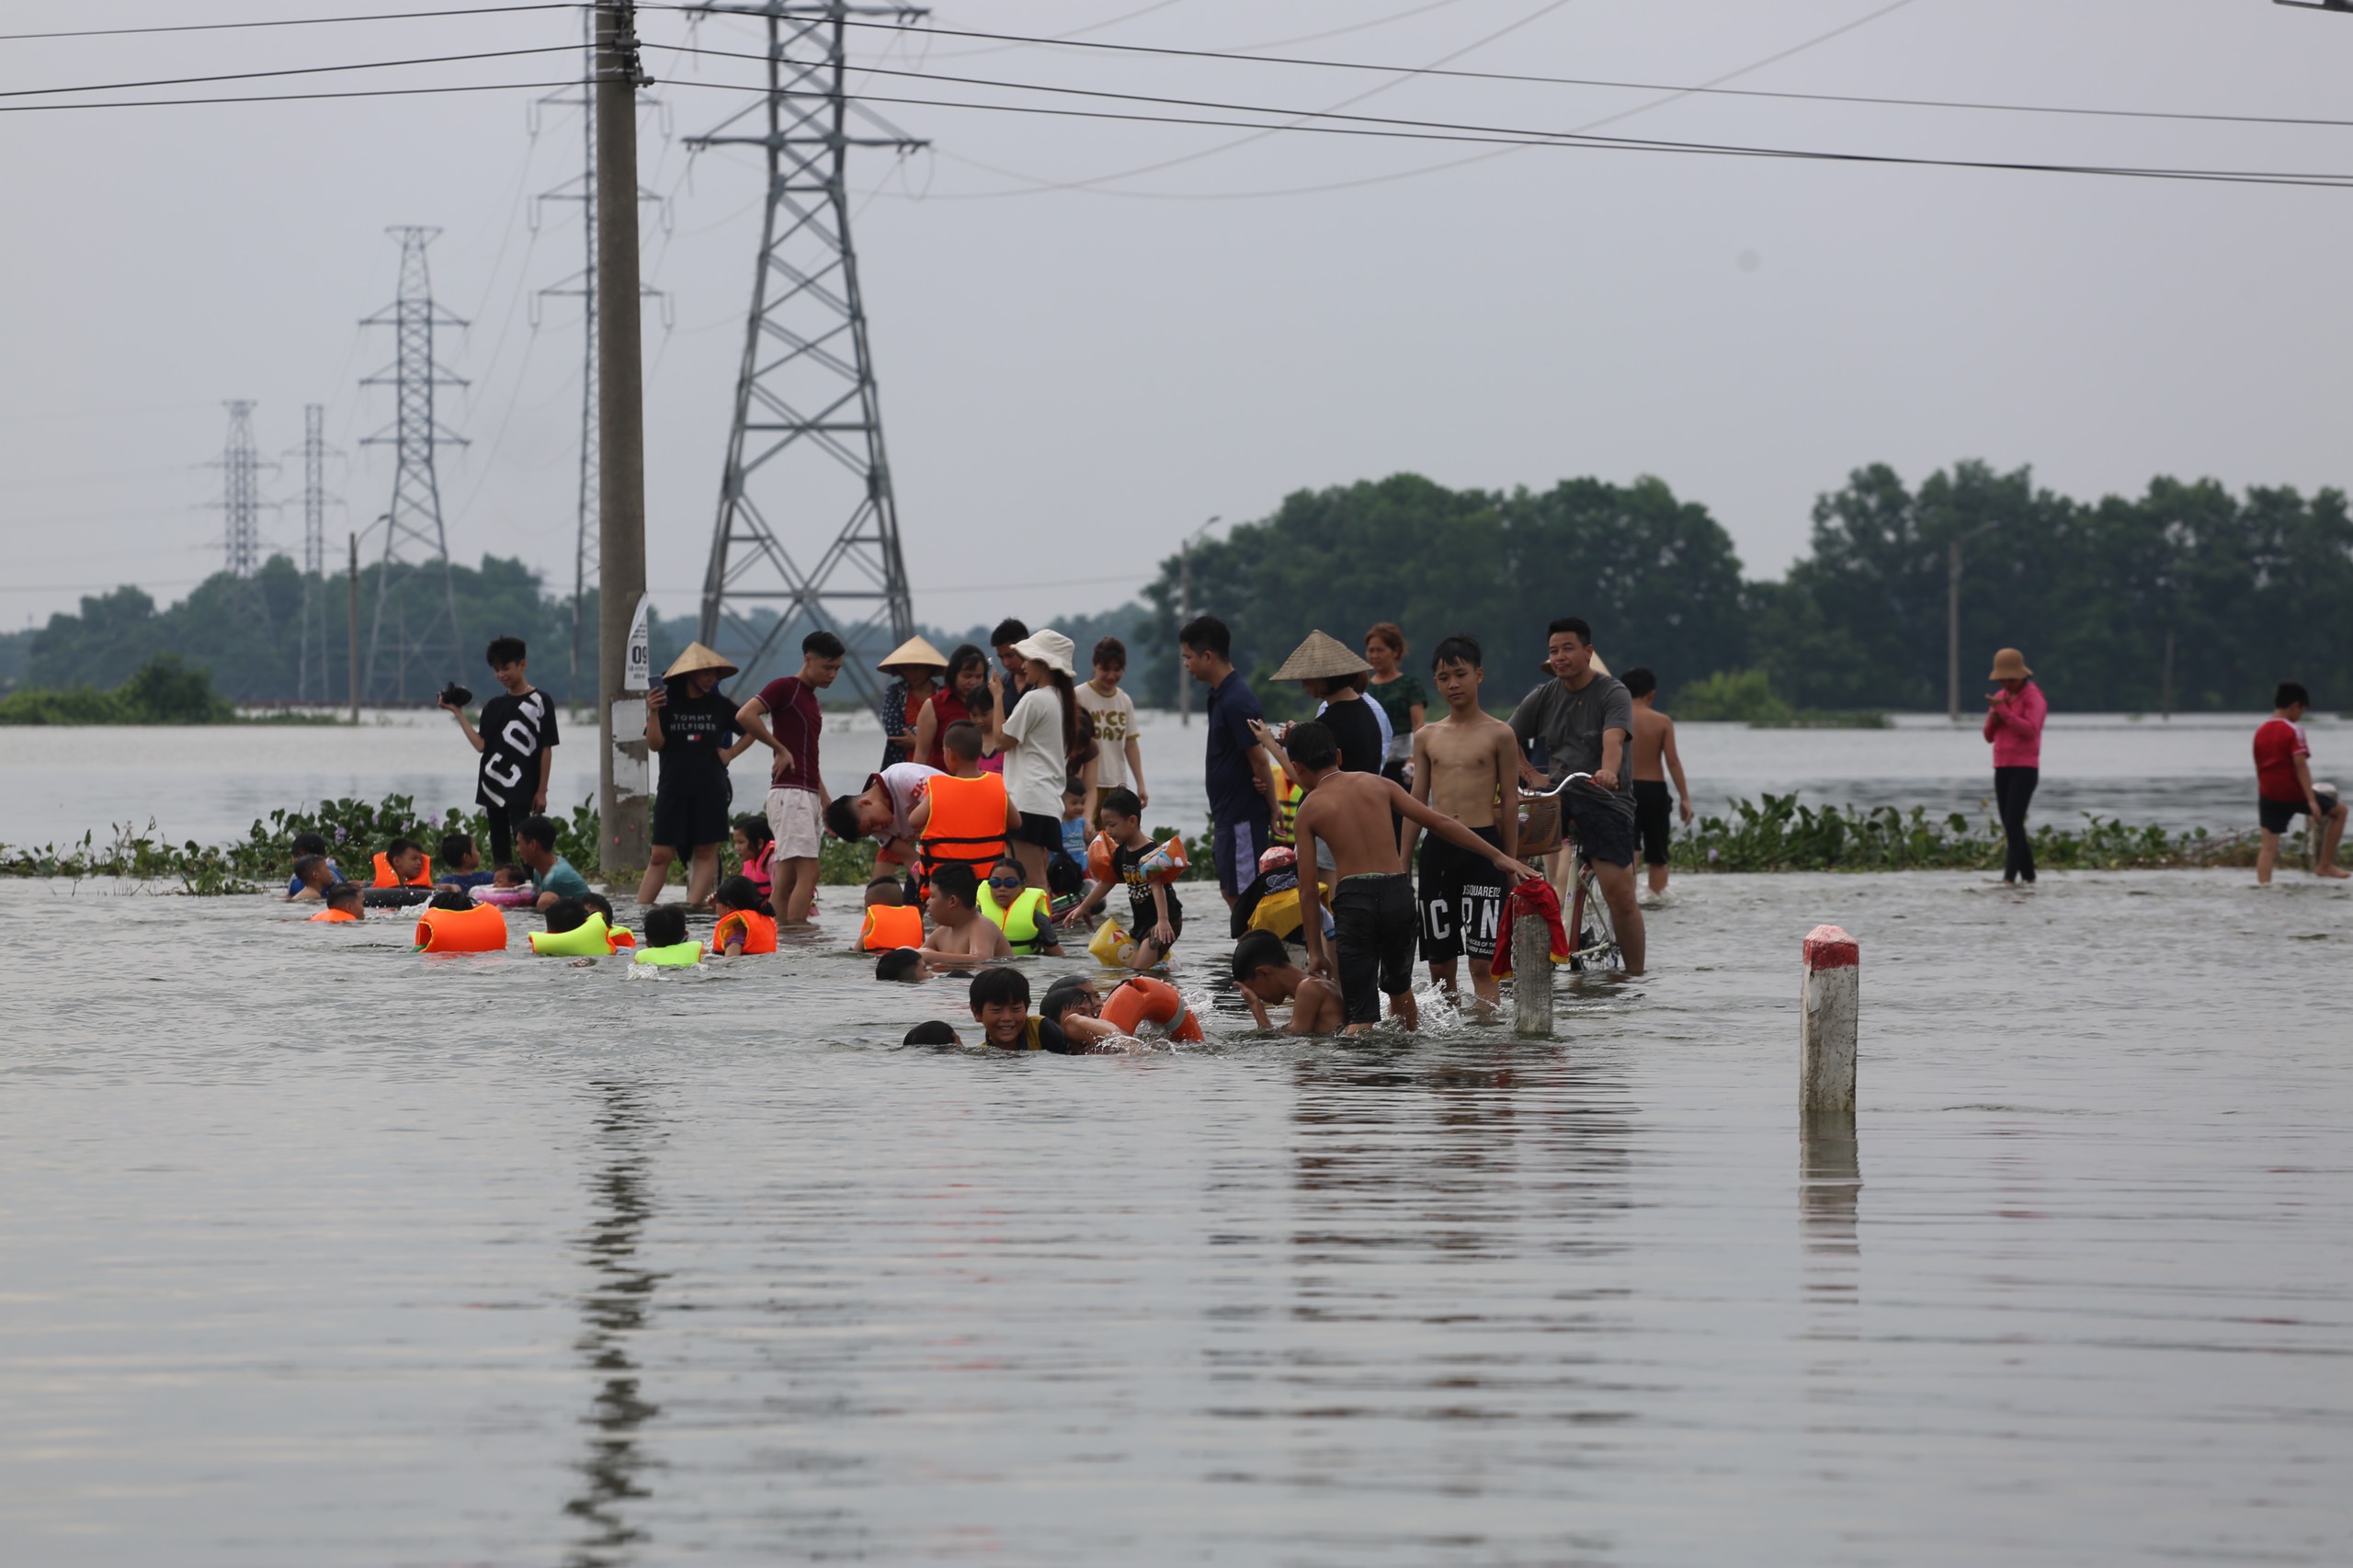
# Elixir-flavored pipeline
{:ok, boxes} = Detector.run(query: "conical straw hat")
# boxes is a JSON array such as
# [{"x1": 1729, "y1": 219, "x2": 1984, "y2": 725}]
[
  {"x1": 877, "y1": 634, "x2": 949, "y2": 673},
  {"x1": 1272, "y1": 629, "x2": 1374, "y2": 682},
  {"x1": 664, "y1": 641, "x2": 739, "y2": 680}
]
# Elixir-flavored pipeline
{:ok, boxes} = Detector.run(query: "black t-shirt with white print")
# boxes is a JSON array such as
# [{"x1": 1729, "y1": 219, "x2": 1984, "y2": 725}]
[{"x1": 475, "y1": 688, "x2": 560, "y2": 810}]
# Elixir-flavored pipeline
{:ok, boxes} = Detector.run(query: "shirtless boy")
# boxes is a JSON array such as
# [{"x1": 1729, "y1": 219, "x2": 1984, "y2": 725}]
[
  {"x1": 1286, "y1": 720, "x2": 1539, "y2": 1033},
  {"x1": 918, "y1": 861, "x2": 1014, "y2": 966},
  {"x1": 1400, "y1": 634, "x2": 1520, "y2": 1007},
  {"x1": 1620, "y1": 667, "x2": 1694, "y2": 897},
  {"x1": 1231, "y1": 928, "x2": 1345, "y2": 1035}
]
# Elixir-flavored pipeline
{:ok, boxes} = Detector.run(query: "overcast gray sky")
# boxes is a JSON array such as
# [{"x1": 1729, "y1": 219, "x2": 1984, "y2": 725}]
[{"x1": 6, "y1": 0, "x2": 2351, "y2": 637}]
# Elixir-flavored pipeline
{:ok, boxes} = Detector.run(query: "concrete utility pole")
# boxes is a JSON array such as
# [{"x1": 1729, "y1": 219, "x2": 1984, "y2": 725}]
[
  {"x1": 595, "y1": 0, "x2": 652, "y2": 884},
  {"x1": 1945, "y1": 537, "x2": 1962, "y2": 723},
  {"x1": 347, "y1": 532, "x2": 360, "y2": 723}
]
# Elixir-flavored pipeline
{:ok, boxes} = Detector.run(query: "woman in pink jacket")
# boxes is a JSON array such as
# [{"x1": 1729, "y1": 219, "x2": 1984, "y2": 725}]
[{"x1": 1982, "y1": 647, "x2": 2048, "y2": 884}]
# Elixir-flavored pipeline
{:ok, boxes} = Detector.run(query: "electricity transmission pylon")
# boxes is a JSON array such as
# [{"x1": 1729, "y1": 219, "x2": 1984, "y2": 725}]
[
  {"x1": 688, "y1": 0, "x2": 924, "y2": 710},
  {"x1": 207, "y1": 400, "x2": 278, "y2": 642},
  {"x1": 359, "y1": 225, "x2": 467, "y2": 703},
  {"x1": 532, "y1": 22, "x2": 667, "y2": 700},
  {"x1": 293, "y1": 403, "x2": 341, "y2": 703}
]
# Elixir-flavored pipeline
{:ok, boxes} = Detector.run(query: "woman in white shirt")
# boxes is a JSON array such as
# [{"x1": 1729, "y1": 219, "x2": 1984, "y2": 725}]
[{"x1": 985, "y1": 629, "x2": 1092, "y2": 889}]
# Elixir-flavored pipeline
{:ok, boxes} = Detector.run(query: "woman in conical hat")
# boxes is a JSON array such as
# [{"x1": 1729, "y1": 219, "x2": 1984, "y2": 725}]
[
  {"x1": 876, "y1": 634, "x2": 949, "y2": 769},
  {"x1": 639, "y1": 641, "x2": 759, "y2": 909}
]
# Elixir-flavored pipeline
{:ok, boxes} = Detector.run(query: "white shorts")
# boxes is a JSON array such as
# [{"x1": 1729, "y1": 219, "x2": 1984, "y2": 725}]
[{"x1": 766, "y1": 787, "x2": 824, "y2": 860}]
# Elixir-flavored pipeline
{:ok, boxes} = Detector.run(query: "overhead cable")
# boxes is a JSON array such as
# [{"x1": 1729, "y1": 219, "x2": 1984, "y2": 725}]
[{"x1": 0, "y1": 4, "x2": 583, "y2": 44}]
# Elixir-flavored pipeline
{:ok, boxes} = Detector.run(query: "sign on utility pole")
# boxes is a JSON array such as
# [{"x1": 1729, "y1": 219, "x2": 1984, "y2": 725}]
[{"x1": 594, "y1": 0, "x2": 651, "y2": 884}]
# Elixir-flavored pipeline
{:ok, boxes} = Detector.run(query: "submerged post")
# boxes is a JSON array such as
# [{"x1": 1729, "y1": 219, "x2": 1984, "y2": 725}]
[
  {"x1": 1801, "y1": 924, "x2": 1859, "y2": 1115},
  {"x1": 1512, "y1": 914, "x2": 1554, "y2": 1039}
]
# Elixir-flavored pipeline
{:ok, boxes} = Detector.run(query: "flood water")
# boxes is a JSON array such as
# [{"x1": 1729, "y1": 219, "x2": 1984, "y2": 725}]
[{"x1": 3, "y1": 867, "x2": 2347, "y2": 1564}]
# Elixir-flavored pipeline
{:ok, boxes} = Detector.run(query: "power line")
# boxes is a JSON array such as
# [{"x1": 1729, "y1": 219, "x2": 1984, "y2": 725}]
[
  {"x1": 0, "y1": 44, "x2": 580, "y2": 101},
  {"x1": 0, "y1": 4, "x2": 582, "y2": 44},
  {"x1": 0, "y1": 79, "x2": 585, "y2": 114}
]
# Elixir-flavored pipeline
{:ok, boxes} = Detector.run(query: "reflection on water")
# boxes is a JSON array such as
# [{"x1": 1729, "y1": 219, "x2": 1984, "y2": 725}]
[
  {"x1": 566, "y1": 1077, "x2": 665, "y2": 1567},
  {"x1": 1801, "y1": 1112, "x2": 1861, "y2": 1422}
]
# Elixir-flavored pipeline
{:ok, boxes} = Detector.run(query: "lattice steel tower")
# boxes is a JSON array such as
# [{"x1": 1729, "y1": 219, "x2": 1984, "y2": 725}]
[
  {"x1": 295, "y1": 404, "x2": 340, "y2": 702},
  {"x1": 212, "y1": 400, "x2": 268, "y2": 579},
  {"x1": 689, "y1": 1, "x2": 923, "y2": 709},
  {"x1": 359, "y1": 225, "x2": 467, "y2": 702}
]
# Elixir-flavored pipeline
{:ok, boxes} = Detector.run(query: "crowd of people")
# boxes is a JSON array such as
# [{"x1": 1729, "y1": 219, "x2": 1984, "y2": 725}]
[{"x1": 286, "y1": 620, "x2": 2345, "y2": 1047}]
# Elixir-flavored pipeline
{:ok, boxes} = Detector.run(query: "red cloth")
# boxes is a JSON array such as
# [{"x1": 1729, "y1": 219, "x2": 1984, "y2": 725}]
[
  {"x1": 2255, "y1": 717, "x2": 2310, "y2": 804},
  {"x1": 1981, "y1": 679, "x2": 2048, "y2": 767},
  {"x1": 1490, "y1": 876, "x2": 1569, "y2": 978},
  {"x1": 755, "y1": 676, "x2": 823, "y2": 792}
]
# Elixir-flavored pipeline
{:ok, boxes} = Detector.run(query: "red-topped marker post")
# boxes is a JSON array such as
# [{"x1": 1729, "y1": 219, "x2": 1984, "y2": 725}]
[{"x1": 1801, "y1": 925, "x2": 1859, "y2": 1116}]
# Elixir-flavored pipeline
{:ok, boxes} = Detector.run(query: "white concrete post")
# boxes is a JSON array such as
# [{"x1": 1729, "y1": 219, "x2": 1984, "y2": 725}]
[
  {"x1": 1801, "y1": 924, "x2": 1859, "y2": 1116},
  {"x1": 1512, "y1": 915, "x2": 1554, "y2": 1039}
]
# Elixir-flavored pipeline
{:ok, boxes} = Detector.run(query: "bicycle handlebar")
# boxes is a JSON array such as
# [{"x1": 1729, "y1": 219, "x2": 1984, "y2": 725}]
[{"x1": 1517, "y1": 770, "x2": 1594, "y2": 801}]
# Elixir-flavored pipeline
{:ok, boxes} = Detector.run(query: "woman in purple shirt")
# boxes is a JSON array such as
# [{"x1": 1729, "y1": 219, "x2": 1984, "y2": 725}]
[{"x1": 1982, "y1": 647, "x2": 2049, "y2": 885}]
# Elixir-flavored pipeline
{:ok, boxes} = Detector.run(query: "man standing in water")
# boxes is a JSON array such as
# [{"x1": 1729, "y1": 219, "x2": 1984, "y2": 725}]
[
  {"x1": 1401, "y1": 634, "x2": 1520, "y2": 1009},
  {"x1": 1509, "y1": 618, "x2": 1644, "y2": 976},
  {"x1": 1182, "y1": 615, "x2": 1278, "y2": 908},
  {"x1": 1621, "y1": 667, "x2": 1693, "y2": 900}
]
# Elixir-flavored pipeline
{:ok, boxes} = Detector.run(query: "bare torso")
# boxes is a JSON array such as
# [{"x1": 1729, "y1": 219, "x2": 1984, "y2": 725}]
[
  {"x1": 1631, "y1": 705, "x2": 1672, "y2": 782},
  {"x1": 1416, "y1": 711, "x2": 1518, "y2": 830},
  {"x1": 1296, "y1": 770, "x2": 1414, "y2": 881},
  {"x1": 926, "y1": 914, "x2": 1008, "y2": 961}
]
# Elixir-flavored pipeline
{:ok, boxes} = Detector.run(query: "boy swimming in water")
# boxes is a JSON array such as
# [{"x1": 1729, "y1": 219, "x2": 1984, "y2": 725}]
[
  {"x1": 286, "y1": 854, "x2": 335, "y2": 903},
  {"x1": 308, "y1": 883, "x2": 364, "y2": 923},
  {"x1": 919, "y1": 862, "x2": 1014, "y2": 966},
  {"x1": 903, "y1": 1019, "x2": 962, "y2": 1047},
  {"x1": 286, "y1": 832, "x2": 343, "y2": 897},
  {"x1": 1231, "y1": 929, "x2": 1344, "y2": 1036},
  {"x1": 876, "y1": 947, "x2": 930, "y2": 983},
  {"x1": 1402, "y1": 634, "x2": 1520, "y2": 1008},
  {"x1": 1285, "y1": 720, "x2": 1539, "y2": 1033},
  {"x1": 967, "y1": 966, "x2": 1115, "y2": 1052}
]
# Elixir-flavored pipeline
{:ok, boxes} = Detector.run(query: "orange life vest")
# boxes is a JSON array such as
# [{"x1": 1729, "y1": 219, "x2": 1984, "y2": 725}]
[
  {"x1": 712, "y1": 908, "x2": 778, "y2": 955},
  {"x1": 371, "y1": 850, "x2": 432, "y2": 888},
  {"x1": 308, "y1": 906, "x2": 359, "y2": 923},
  {"x1": 918, "y1": 772, "x2": 1008, "y2": 890},
  {"x1": 1101, "y1": 975, "x2": 1203, "y2": 1042},
  {"x1": 414, "y1": 902, "x2": 509, "y2": 953},
  {"x1": 859, "y1": 903, "x2": 924, "y2": 952}
]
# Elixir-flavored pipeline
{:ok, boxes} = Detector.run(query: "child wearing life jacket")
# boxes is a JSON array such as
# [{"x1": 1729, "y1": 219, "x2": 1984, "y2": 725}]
[
  {"x1": 372, "y1": 836, "x2": 432, "y2": 889},
  {"x1": 1231, "y1": 928, "x2": 1344, "y2": 1035},
  {"x1": 858, "y1": 877, "x2": 925, "y2": 953},
  {"x1": 1064, "y1": 788, "x2": 1182, "y2": 971},
  {"x1": 909, "y1": 722, "x2": 1019, "y2": 898},
  {"x1": 633, "y1": 904, "x2": 702, "y2": 968},
  {"x1": 967, "y1": 965, "x2": 1115, "y2": 1053},
  {"x1": 308, "y1": 883, "x2": 364, "y2": 923},
  {"x1": 710, "y1": 875, "x2": 778, "y2": 957},
  {"x1": 979, "y1": 855, "x2": 1063, "y2": 957},
  {"x1": 730, "y1": 813, "x2": 777, "y2": 913}
]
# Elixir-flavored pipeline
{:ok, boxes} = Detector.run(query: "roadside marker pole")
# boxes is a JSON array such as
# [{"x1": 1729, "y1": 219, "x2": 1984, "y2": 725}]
[{"x1": 1801, "y1": 924, "x2": 1859, "y2": 1116}]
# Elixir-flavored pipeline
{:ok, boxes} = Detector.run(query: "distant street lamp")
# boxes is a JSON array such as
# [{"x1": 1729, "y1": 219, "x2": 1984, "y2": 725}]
[{"x1": 1176, "y1": 514, "x2": 1222, "y2": 726}]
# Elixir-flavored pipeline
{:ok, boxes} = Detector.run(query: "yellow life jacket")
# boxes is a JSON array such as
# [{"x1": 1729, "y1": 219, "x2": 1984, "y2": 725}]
[
  {"x1": 529, "y1": 913, "x2": 632, "y2": 957},
  {"x1": 633, "y1": 940, "x2": 703, "y2": 968},
  {"x1": 859, "y1": 903, "x2": 925, "y2": 952},
  {"x1": 977, "y1": 883, "x2": 1051, "y2": 953},
  {"x1": 1272, "y1": 776, "x2": 1304, "y2": 846}
]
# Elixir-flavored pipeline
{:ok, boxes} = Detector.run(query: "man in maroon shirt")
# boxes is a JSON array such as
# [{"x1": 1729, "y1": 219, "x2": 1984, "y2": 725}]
[
  {"x1": 2254, "y1": 680, "x2": 2347, "y2": 884},
  {"x1": 736, "y1": 630, "x2": 847, "y2": 923}
]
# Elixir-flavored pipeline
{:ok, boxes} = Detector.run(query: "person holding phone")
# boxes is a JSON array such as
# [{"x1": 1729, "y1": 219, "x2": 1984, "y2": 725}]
[
  {"x1": 1983, "y1": 647, "x2": 2049, "y2": 885},
  {"x1": 639, "y1": 642, "x2": 759, "y2": 910}
]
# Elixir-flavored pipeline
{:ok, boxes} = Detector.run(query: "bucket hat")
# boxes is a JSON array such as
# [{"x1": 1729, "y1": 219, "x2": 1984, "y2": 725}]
[
  {"x1": 1272, "y1": 630, "x2": 1374, "y2": 682},
  {"x1": 877, "y1": 634, "x2": 949, "y2": 675},
  {"x1": 1009, "y1": 629, "x2": 1077, "y2": 678},
  {"x1": 663, "y1": 642, "x2": 739, "y2": 681},
  {"x1": 1988, "y1": 648, "x2": 2033, "y2": 681}
]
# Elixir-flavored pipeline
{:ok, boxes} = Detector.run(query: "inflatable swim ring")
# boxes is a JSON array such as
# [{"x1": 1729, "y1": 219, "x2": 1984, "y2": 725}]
[
  {"x1": 1100, "y1": 975, "x2": 1202, "y2": 1042},
  {"x1": 471, "y1": 886, "x2": 537, "y2": 907}
]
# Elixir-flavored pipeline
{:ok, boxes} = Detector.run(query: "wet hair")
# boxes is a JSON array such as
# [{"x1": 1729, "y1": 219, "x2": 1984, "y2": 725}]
[
  {"x1": 929, "y1": 861, "x2": 978, "y2": 907},
  {"x1": 942, "y1": 721, "x2": 983, "y2": 762},
  {"x1": 877, "y1": 948, "x2": 925, "y2": 983},
  {"x1": 1232, "y1": 928, "x2": 1290, "y2": 980},
  {"x1": 903, "y1": 1018, "x2": 960, "y2": 1045},
  {"x1": 386, "y1": 836, "x2": 423, "y2": 862},
  {"x1": 2277, "y1": 680, "x2": 2312, "y2": 710},
  {"x1": 1047, "y1": 851, "x2": 1085, "y2": 900},
  {"x1": 291, "y1": 853, "x2": 327, "y2": 886},
  {"x1": 989, "y1": 854, "x2": 1025, "y2": 881},
  {"x1": 733, "y1": 812, "x2": 773, "y2": 850},
  {"x1": 544, "y1": 897, "x2": 589, "y2": 935},
  {"x1": 1093, "y1": 636, "x2": 1128, "y2": 671},
  {"x1": 968, "y1": 965, "x2": 1030, "y2": 1010},
  {"x1": 801, "y1": 629, "x2": 846, "y2": 659},
  {"x1": 581, "y1": 892, "x2": 616, "y2": 926},
  {"x1": 485, "y1": 635, "x2": 528, "y2": 667},
  {"x1": 428, "y1": 888, "x2": 472, "y2": 912},
  {"x1": 438, "y1": 832, "x2": 475, "y2": 869},
  {"x1": 990, "y1": 618, "x2": 1030, "y2": 650},
  {"x1": 1285, "y1": 720, "x2": 1337, "y2": 774},
  {"x1": 1179, "y1": 615, "x2": 1232, "y2": 660},
  {"x1": 291, "y1": 831, "x2": 330, "y2": 859},
  {"x1": 1546, "y1": 616, "x2": 1594, "y2": 646},
  {"x1": 864, "y1": 877, "x2": 904, "y2": 906},
  {"x1": 1098, "y1": 787, "x2": 1142, "y2": 824},
  {"x1": 714, "y1": 875, "x2": 761, "y2": 913},
  {"x1": 824, "y1": 795, "x2": 867, "y2": 842},
  {"x1": 643, "y1": 905, "x2": 689, "y2": 948},
  {"x1": 519, "y1": 815, "x2": 559, "y2": 853},
  {"x1": 1039, "y1": 976, "x2": 1095, "y2": 1025},
  {"x1": 1365, "y1": 621, "x2": 1405, "y2": 655},
  {"x1": 324, "y1": 882, "x2": 363, "y2": 911},
  {"x1": 1430, "y1": 634, "x2": 1483, "y2": 671},
  {"x1": 1620, "y1": 666, "x2": 1657, "y2": 699}
]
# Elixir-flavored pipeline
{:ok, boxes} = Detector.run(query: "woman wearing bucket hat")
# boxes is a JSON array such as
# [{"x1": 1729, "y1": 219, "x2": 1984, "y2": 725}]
[
  {"x1": 875, "y1": 635, "x2": 949, "y2": 770},
  {"x1": 1982, "y1": 647, "x2": 2048, "y2": 885},
  {"x1": 639, "y1": 642, "x2": 759, "y2": 909},
  {"x1": 984, "y1": 628, "x2": 1094, "y2": 890}
]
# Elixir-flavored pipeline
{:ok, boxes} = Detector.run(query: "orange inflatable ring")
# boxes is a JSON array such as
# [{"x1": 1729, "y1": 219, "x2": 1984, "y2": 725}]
[
  {"x1": 415, "y1": 901, "x2": 510, "y2": 953},
  {"x1": 1086, "y1": 831, "x2": 1114, "y2": 883},
  {"x1": 1100, "y1": 975, "x2": 1202, "y2": 1042}
]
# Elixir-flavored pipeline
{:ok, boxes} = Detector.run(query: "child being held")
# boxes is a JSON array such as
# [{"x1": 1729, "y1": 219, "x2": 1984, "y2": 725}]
[
  {"x1": 1066, "y1": 788, "x2": 1181, "y2": 970},
  {"x1": 710, "y1": 875, "x2": 778, "y2": 956},
  {"x1": 633, "y1": 904, "x2": 702, "y2": 967},
  {"x1": 967, "y1": 965, "x2": 1118, "y2": 1052},
  {"x1": 918, "y1": 863, "x2": 1012, "y2": 966},
  {"x1": 308, "y1": 883, "x2": 364, "y2": 923},
  {"x1": 1231, "y1": 928, "x2": 1343, "y2": 1035}
]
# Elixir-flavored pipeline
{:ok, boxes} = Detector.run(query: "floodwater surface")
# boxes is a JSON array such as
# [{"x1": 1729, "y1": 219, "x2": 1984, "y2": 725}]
[{"x1": 2, "y1": 869, "x2": 2347, "y2": 1564}]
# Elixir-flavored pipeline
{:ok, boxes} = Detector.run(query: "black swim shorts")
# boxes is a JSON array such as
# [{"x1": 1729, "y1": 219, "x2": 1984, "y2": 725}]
[
  {"x1": 2259, "y1": 790, "x2": 2339, "y2": 835},
  {"x1": 1563, "y1": 792, "x2": 1638, "y2": 869},
  {"x1": 1333, "y1": 871, "x2": 1417, "y2": 1025},
  {"x1": 1417, "y1": 826, "x2": 1504, "y2": 966},
  {"x1": 1632, "y1": 779, "x2": 1673, "y2": 867}
]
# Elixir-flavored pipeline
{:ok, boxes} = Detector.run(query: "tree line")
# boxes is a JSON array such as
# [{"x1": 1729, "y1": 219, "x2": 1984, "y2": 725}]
[{"x1": 14, "y1": 460, "x2": 2351, "y2": 712}]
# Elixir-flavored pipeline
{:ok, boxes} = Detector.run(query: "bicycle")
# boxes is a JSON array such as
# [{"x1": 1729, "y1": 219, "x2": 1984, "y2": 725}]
[{"x1": 1518, "y1": 771, "x2": 1624, "y2": 973}]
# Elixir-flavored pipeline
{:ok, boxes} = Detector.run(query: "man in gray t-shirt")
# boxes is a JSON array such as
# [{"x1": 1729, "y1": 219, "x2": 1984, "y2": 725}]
[{"x1": 1507, "y1": 617, "x2": 1645, "y2": 974}]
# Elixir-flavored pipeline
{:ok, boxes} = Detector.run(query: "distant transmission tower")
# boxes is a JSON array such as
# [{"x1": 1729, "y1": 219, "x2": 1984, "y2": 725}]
[
  {"x1": 359, "y1": 225, "x2": 467, "y2": 703},
  {"x1": 533, "y1": 21, "x2": 666, "y2": 699},
  {"x1": 294, "y1": 404, "x2": 341, "y2": 702},
  {"x1": 211, "y1": 400, "x2": 269, "y2": 579},
  {"x1": 688, "y1": 1, "x2": 923, "y2": 710}
]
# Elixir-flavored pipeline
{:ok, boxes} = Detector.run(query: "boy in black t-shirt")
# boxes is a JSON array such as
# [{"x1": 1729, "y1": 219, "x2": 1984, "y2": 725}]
[
  {"x1": 440, "y1": 635, "x2": 560, "y2": 867},
  {"x1": 1064, "y1": 788, "x2": 1181, "y2": 970}
]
